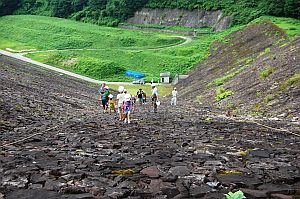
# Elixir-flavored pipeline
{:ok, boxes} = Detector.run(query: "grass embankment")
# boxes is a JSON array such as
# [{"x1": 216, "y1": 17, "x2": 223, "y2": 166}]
[
  {"x1": 1, "y1": 15, "x2": 298, "y2": 84},
  {"x1": 119, "y1": 23, "x2": 212, "y2": 32},
  {"x1": 0, "y1": 15, "x2": 225, "y2": 82}
]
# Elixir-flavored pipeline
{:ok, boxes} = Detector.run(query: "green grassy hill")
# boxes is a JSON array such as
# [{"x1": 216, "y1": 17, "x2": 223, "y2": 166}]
[
  {"x1": 0, "y1": 15, "x2": 298, "y2": 83},
  {"x1": 0, "y1": 15, "x2": 234, "y2": 82}
]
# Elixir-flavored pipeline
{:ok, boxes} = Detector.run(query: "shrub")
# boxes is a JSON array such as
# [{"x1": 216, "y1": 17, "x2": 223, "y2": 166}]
[
  {"x1": 215, "y1": 88, "x2": 234, "y2": 102},
  {"x1": 73, "y1": 58, "x2": 126, "y2": 79},
  {"x1": 225, "y1": 190, "x2": 246, "y2": 199},
  {"x1": 264, "y1": 94, "x2": 274, "y2": 103},
  {"x1": 260, "y1": 67, "x2": 274, "y2": 78},
  {"x1": 119, "y1": 37, "x2": 136, "y2": 47}
]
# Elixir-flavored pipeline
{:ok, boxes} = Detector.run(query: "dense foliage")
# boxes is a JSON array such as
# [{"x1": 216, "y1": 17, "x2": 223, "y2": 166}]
[
  {"x1": 146, "y1": 0, "x2": 300, "y2": 25},
  {"x1": 0, "y1": 0, "x2": 19, "y2": 16},
  {"x1": 1, "y1": 0, "x2": 299, "y2": 26}
]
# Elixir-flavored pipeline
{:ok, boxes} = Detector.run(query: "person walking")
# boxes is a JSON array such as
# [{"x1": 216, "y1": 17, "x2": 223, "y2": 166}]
[
  {"x1": 136, "y1": 88, "x2": 144, "y2": 106},
  {"x1": 171, "y1": 87, "x2": 178, "y2": 106},
  {"x1": 123, "y1": 90, "x2": 134, "y2": 124},
  {"x1": 151, "y1": 84, "x2": 159, "y2": 113},
  {"x1": 117, "y1": 86, "x2": 125, "y2": 120},
  {"x1": 108, "y1": 94, "x2": 116, "y2": 113},
  {"x1": 101, "y1": 86, "x2": 110, "y2": 112},
  {"x1": 98, "y1": 83, "x2": 106, "y2": 109}
]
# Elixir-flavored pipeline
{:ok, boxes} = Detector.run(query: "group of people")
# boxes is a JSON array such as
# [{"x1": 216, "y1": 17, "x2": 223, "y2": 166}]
[{"x1": 98, "y1": 83, "x2": 178, "y2": 124}]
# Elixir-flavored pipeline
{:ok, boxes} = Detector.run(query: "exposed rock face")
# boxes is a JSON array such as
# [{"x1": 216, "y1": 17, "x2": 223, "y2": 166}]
[{"x1": 125, "y1": 8, "x2": 232, "y2": 31}]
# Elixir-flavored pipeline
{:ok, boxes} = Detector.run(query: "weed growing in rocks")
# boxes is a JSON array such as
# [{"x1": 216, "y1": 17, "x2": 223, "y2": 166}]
[
  {"x1": 215, "y1": 88, "x2": 234, "y2": 102},
  {"x1": 260, "y1": 67, "x2": 275, "y2": 78},
  {"x1": 280, "y1": 72, "x2": 300, "y2": 91},
  {"x1": 225, "y1": 190, "x2": 246, "y2": 199},
  {"x1": 264, "y1": 94, "x2": 274, "y2": 103}
]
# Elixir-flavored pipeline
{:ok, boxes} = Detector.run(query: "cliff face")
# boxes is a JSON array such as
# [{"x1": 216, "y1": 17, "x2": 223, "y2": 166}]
[
  {"x1": 125, "y1": 8, "x2": 232, "y2": 31},
  {"x1": 177, "y1": 21, "x2": 300, "y2": 118}
]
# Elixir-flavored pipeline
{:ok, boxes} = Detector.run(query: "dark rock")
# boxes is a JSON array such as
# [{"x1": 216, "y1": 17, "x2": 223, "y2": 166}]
[
  {"x1": 250, "y1": 150, "x2": 270, "y2": 158},
  {"x1": 271, "y1": 193, "x2": 293, "y2": 199},
  {"x1": 189, "y1": 185, "x2": 211, "y2": 198},
  {"x1": 5, "y1": 189, "x2": 64, "y2": 199},
  {"x1": 169, "y1": 166, "x2": 190, "y2": 177},
  {"x1": 117, "y1": 180, "x2": 137, "y2": 189},
  {"x1": 140, "y1": 166, "x2": 160, "y2": 178},
  {"x1": 104, "y1": 188, "x2": 130, "y2": 199},
  {"x1": 258, "y1": 184, "x2": 296, "y2": 195},
  {"x1": 217, "y1": 174, "x2": 262, "y2": 188},
  {"x1": 44, "y1": 179, "x2": 66, "y2": 191},
  {"x1": 241, "y1": 188, "x2": 268, "y2": 198},
  {"x1": 62, "y1": 186, "x2": 86, "y2": 194},
  {"x1": 64, "y1": 193, "x2": 95, "y2": 199},
  {"x1": 161, "y1": 174, "x2": 178, "y2": 182},
  {"x1": 161, "y1": 187, "x2": 180, "y2": 199}
]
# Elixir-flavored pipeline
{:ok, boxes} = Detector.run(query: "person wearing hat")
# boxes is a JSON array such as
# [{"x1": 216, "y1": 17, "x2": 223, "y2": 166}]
[
  {"x1": 151, "y1": 85, "x2": 159, "y2": 113},
  {"x1": 117, "y1": 87, "x2": 126, "y2": 120},
  {"x1": 108, "y1": 94, "x2": 115, "y2": 113},
  {"x1": 122, "y1": 90, "x2": 134, "y2": 124},
  {"x1": 171, "y1": 87, "x2": 178, "y2": 106}
]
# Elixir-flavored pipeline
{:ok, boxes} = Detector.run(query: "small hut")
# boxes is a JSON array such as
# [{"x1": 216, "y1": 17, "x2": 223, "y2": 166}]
[{"x1": 160, "y1": 72, "x2": 170, "y2": 84}]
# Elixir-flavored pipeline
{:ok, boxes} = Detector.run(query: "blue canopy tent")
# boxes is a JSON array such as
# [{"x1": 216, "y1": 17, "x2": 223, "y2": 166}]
[{"x1": 125, "y1": 70, "x2": 145, "y2": 79}]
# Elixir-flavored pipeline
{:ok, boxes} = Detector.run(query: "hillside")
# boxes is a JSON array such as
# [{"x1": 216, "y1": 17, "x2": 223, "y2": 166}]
[
  {"x1": 1, "y1": 50, "x2": 300, "y2": 199},
  {"x1": 177, "y1": 19, "x2": 300, "y2": 118},
  {"x1": 1, "y1": 0, "x2": 299, "y2": 27}
]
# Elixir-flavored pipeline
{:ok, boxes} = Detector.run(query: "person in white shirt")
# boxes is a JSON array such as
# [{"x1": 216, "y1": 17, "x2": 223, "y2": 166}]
[
  {"x1": 123, "y1": 91, "x2": 134, "y2": 124},
  {"x1": 116, "y1": 86, "x2": 125, "y2": 120},
  {"x1": 171, "y1": 87, "x2": 178, "y2": 106},
  {"x1": 151, "y1": 85, "x2": 159, "y2": 113}
]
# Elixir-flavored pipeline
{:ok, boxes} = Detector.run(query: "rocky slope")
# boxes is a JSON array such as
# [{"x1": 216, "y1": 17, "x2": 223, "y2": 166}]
[
  {"x1": 125, "y1": 8, "x2": 232, "y2": 31},
  {"x1": 0, "y1": 51, "x2": 300, "y2": 198},
  {"x1": 178, "y1": 20, "x2": 300, "y2": 119}
]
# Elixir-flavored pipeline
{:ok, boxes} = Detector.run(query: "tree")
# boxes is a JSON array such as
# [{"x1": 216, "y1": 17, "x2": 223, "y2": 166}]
[
  {"x1": 51, "y1": 0, "x2": 73, "y2": 18},
  {"x1": 0, "y1": 0, "x2": 20, "y2": 16}
]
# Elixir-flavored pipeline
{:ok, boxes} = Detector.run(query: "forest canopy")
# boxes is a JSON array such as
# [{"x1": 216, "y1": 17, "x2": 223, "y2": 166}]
[{"x1": 0, "y1": 0, "x2": 299, "y2": 26}]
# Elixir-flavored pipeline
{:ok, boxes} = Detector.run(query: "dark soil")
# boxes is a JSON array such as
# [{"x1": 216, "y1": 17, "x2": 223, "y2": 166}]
[{"x1": 1, "y1": 53, "x2": 300, "y2": 199}]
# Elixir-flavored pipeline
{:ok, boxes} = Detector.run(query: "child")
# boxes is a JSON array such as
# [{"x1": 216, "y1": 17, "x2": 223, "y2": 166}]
[
  {"x1": 123, "y1": 91, "x2": 134, "y2": 124},
  {"x1": 108, "y1": 94, "x2": 116, "y2": 113}
]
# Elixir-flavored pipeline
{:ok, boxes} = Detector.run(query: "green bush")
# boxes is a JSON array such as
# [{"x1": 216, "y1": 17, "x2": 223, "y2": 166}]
[
  {"x1": 72, "y1": 58, "x2": 126, "y2": 79},
  {"x1": 215, "y1": 88, "x2": 234, "y2": 102},
  {"x1": 260, "y1": 67, "x2": 274, "y2": 78},
  {"x1": 225, "y1": 190, "x2": 246, "y2": 199},
  {"x1": 265, "y1": 94, "x2": 274, "y2": 103}
]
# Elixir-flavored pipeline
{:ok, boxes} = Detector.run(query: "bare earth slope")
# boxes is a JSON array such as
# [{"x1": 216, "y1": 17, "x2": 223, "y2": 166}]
[{"x1": 178, "y1": 21, "x2": 300, "y2": 118}]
